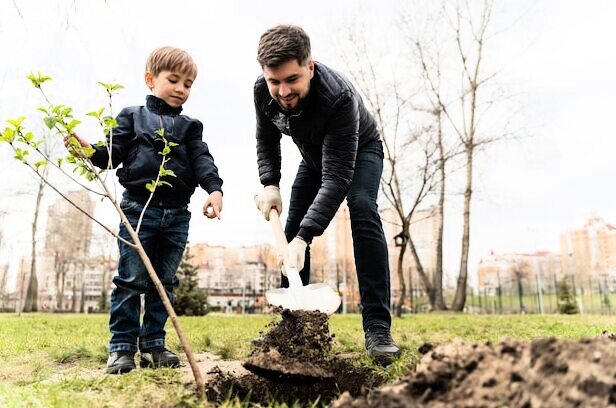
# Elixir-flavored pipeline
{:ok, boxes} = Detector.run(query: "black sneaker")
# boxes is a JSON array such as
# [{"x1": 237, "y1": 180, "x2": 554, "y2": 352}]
[
  {"x1": 106, "y1": 351, "x2": 136, "y2": 374},
  {"x1": 365, "y1": 326, "x2": 402, "y2": 366},
  {"x1": 140, "y1": 347, "x2": 180, "y2": 368}
]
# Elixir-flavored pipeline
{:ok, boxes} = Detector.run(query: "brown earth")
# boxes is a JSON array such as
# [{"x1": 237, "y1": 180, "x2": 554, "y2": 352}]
[
  {"x1": 188, "y1": 311, "x2": 616, "y2": 407},
  {"x1": 202, "y1": 309, "x2": 384, "y2": 406},
  {"x1": 333, "y1": 334, "x2": 616, "y2": 408}
]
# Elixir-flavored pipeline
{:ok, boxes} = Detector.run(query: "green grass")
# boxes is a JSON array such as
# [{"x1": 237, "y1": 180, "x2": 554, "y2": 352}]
[{"x1": 0, "y1": 312, "x2": 614, "y2": 407}]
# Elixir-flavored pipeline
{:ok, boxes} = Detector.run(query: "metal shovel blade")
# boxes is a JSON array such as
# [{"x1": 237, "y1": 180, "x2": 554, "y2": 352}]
[{"x1": 266, "y1": 280, "x2": 341, "y2": 315}]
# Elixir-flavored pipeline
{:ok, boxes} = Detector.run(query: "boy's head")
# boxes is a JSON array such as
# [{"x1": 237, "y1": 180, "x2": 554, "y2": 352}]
[
  {"x1": 144, "y1": 46, "x2": 197, "y2": 108},
  {"x1": 257, "y1": 25, "x2": 314, "y2": 111}
]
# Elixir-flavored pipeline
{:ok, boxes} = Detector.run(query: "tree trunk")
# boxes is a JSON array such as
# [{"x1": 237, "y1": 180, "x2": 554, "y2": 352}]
[
  {"x1": 395, "y1": 238, "x2": 408, "y2": 317},
  {"x1": 452, "y1": 146, "x2": 473, "y2": 311},
  {"x1": 24, "y1": 178, "x2": 45, "y2": 312},
  {"x1": 434, "y1": 111, "x2": 447, "y2": 310},
  {"x1": 71, "y1": 263, "x2": 78, "y2": 312},
  {"x1": 409, "y1": 236, "x2": 436, "y2": 308},
  {"x1": 79, "y1": 261, "x2": 86, "y2": 313}
]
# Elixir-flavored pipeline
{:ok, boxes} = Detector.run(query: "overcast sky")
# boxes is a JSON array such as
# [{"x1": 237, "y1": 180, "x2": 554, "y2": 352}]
[{"x1": 1, "y1": 0, "x2": 615, "y2": 287}]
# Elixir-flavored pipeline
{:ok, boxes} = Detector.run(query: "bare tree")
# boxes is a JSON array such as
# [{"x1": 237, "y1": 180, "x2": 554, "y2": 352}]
[
  {"x1": 404, "y1": 0, "x2": 508, "y2": 311},
  {"x1": 511, "y1": 258, "x2": 530, "y2": 313},
  {"x1": 342, "y1": 29, "x2": 441, "y2": 316},
  {"x1": 23, "y1": 132, "x2": 54, "y2": 312}
]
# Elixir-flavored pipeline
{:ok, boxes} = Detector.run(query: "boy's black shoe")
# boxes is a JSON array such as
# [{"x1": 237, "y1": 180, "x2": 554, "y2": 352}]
[
  {"x1": 106, "y1": 351, "x2": 136, "y2": 374},
  {"x1": 365, "y1": 325, "x2": 402, "y2": 366},
  {"x1": 140, "y1": 347, "x2": 180, "y2": 368}
]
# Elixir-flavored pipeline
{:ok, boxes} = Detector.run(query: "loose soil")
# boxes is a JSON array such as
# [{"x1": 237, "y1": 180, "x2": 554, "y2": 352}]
[
  {"x1": 203, "y1": 309, "x2": 384, "y2": 406},
  {"x1": 190, "y1": 313, "x2": 616, "y2": 407},
  {"x1": 333, "y1": 334, "x2": 616, "y2": 408}
]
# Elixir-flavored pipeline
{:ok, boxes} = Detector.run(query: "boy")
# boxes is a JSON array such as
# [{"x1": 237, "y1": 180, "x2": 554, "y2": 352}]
[{"x1": 68, "y1": 46, "x2": 223, "y2": 374}]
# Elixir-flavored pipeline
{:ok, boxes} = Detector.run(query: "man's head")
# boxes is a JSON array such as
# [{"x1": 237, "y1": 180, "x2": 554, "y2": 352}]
[
  {"x1": 144, "y1": 46, "x2": 197, "y2": 108},
  {"x1": 257, "y1": 25, "x2": 314, "y2": 111}
]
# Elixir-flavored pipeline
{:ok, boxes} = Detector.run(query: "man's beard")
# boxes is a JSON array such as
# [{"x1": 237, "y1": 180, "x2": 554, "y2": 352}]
[{"x1": 277, "y1": 94, "x2": 303, "y2": 114}]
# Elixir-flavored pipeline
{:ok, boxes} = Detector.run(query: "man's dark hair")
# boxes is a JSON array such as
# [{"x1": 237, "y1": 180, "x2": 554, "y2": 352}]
[{"x1": 257, "y1": 25, "x2": 311, "y2": 68}]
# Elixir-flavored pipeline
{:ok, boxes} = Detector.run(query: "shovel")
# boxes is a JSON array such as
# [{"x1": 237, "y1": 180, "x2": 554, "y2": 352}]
[{"x1": 255, "y1": 197, "x2": 341, "y2": 315}]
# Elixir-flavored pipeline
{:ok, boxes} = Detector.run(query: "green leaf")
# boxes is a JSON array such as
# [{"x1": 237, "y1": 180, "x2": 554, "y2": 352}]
[
  {"x1": 57, "y1": 158, "x2": 64, "y2": 167},
  {"x1": 154, "y1": 128, "x2": 165, "y2": 137},
  {"x1": 27, "y1": 72, "x2": 52, "y2": 88},
  {"x1": 161, "y1": 146, "x2": 171, "y2": 155},
  {"x1": 36, "y1": 107, "x2": 49, "y2": 114},
  {"x1": 168, "y1": 142, "x2": 179, "y2": 147},
  {"x1": 2, "y1": 127, "x2": 15, "y2": 143},
  {"x1": 145, "y1": 181, "x2": 156, "y2": 193},
  {"x1": 158, "y1": 180, "x2": 173, "y2": 188},
  {"x1": 161, "y1": 169, "x2": 176, "y2": 178},
  {"x1": 65, "y1": 119, "x2": 81, "y2": 132},
  {"x1": 43, "y1": 116, "x2": 57, "y2": 129},
  {"x1": 7, "y1": 117, "x2": 26, "y2": 128},
  {"x1": 34, "y1": 160, "x2": 47, "y2": 169}
]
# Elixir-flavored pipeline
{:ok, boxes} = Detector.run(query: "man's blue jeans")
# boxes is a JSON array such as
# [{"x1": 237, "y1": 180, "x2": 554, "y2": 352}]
[
  {"x1": 108, "y1": 198, "x2": 190, "y2": 353},
  {"x1": 283, "y1": 140, "x2": 392, "y2": 331}
]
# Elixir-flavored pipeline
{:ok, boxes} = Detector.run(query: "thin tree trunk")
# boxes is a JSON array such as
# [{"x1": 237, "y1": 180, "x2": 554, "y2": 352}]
[
  {"x1": 395, "y1": 233, "x2": 408, "y2": 317},
  {"x1": 71, "y1": 263, "x2": 78, "y2": 312},
  {"x1": 24, "y1": 178, "x2": 45, "y2": 312},
  {"x1": 79, "y1": 261, "x2": 86, "y2": 313},
  {"x1": 409, "y1": 236, "x2": 436, "y2": 308},
  {"x1": 452, "y1": 146, "x2": 473, "y2": 310},
  {"x1": 434, "y1": 111, "x2": 447, "y2": 310}
]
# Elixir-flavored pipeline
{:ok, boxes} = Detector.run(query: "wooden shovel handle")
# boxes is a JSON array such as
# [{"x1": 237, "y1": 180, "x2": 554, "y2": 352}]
[
  {"x1": 268, "y1": 209, "x2": 289, "y2": 256},
  {"x1": 254, "y1": 194, "x2": 288, "y2": 256}
]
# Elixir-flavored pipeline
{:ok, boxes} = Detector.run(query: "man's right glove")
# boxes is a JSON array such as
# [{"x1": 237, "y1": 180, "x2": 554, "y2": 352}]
[
  {"x1": 284, "y1": 236, "x2": 308, "y2": 275},
  {"x1": 259, "y1": 185, "x2": 282, "y2": 221}
]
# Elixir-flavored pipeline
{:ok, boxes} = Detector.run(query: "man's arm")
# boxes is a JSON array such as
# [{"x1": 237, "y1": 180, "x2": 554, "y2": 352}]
[{"x1": 297, "y1": 93, "x2": 359, "y2": 242}]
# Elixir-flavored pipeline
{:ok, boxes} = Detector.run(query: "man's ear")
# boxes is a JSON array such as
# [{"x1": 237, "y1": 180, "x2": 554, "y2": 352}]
[
  {"x1": 308, "y1": 59, "x2": 315, "y2": 79},
  {"x1": 144, "y1": 71, "x2": 154, "y2": 90}
]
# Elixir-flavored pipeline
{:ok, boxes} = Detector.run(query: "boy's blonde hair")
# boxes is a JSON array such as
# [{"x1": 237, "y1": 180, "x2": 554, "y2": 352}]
[{"x1": 145, "y1": 46, "x2": 197, "y2": 78}]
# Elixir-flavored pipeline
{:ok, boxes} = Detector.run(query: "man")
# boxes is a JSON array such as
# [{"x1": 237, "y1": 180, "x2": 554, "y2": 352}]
[{"x1": 254, "y1": 25, "x2": 400, "y2": 364}]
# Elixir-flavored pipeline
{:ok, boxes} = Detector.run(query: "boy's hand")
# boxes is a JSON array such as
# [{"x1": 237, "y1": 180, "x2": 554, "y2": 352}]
[
  {"x1": 203, "y1": 191, "x2": 223, "y2": 219},
  {"x1": 64, "y1": 133, "x2": 92, "y2": 157}
]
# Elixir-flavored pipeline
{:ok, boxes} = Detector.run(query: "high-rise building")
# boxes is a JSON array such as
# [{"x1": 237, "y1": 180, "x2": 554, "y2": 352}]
[{"x1": 560, "y1": 217, "x2": 616, "y2": 279}]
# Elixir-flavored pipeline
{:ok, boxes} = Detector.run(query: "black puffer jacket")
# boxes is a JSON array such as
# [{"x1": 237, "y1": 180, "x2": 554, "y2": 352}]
[
  {"x1": 91, "y1": 95, "x2": 223, "y2": 208},
  {"x1": 254, "y1": 61, "x2": 380, "y2": 241}
]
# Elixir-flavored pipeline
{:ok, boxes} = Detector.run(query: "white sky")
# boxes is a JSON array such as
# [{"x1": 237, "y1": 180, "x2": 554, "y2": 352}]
[{"x1": 1, "y1": 0, "x2": 615, "y2": 287}]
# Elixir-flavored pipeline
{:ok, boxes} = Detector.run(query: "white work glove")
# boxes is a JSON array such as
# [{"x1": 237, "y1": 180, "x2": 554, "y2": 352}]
[
  {"x1": 259, "y1": 185, "x2": 282, "y2": 221},
  {"x1": 283, "y1": 237, "x2": 308, "y2": 275}
]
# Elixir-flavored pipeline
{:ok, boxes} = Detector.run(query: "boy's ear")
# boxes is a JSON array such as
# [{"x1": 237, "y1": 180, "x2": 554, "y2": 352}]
[{"x1": 144, "y1": 71, "x2": 154, "y2": 90}]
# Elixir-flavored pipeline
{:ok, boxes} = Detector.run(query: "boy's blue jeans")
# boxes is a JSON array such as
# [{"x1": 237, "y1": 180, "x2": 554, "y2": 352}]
[
  {"x1": 108, "y1": 198, "x2": 190, "y2": 353},
  {"x1": 282, "y1": 140, "x2": 392, "y2": 331}
]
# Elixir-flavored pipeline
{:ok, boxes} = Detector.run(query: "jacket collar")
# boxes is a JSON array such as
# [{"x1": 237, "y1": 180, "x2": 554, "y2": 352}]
[{"x1": 146, "y1": 95, "x2": 183, "y2": 116}]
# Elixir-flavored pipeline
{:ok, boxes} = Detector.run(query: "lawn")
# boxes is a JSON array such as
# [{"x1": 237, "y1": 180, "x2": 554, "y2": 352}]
[{"x1": 0, "y1": 312, "x2": 614, "y2": 407}]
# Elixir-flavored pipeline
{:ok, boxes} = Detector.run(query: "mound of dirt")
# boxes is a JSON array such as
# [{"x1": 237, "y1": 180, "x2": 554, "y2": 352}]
[
  {"x1": 205, "y1": 309, "x2": 384, "y2": 406},
  {"x1": 333, "y1": 336, "x2": 616, "y2": 407}
]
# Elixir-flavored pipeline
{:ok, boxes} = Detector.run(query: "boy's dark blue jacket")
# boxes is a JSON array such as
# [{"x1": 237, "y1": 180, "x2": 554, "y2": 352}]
[{"x1": 90, "y1": 95, "x2": 223, "y2": 208}]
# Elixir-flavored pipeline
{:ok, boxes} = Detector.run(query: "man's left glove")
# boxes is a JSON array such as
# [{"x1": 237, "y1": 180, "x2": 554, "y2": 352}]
[{"x1": 284, "y1": 237, "x2": 308, "y2": 274}]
